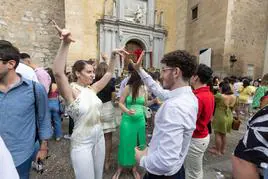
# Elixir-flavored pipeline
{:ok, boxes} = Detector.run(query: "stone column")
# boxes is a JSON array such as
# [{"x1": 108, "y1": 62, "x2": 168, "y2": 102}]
[
  {"x1": 103, "y1": 0, "x2": 108, "y2": 18},
  {"x1": 148, "y1": 0, "x2": 155, "y2": 26},
  {"x1": 154, "y1": 10, "x2": 158, "y2": 26},
  {"x1": 112, "y1": 0, "x2": 117, "y2": 18},
  {"x1": 104, "y1": 28, "x2": 109, "y2": 53},
  {"x1": 159, "y1": 11, "x2": 164, "y2": 27},
  {"x1": 117, "y1": 0, "x2": 125, "y2": 20}
]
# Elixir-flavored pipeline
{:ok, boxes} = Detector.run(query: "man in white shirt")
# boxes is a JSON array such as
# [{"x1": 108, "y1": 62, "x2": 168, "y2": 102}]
[
  {"x1": 134, "y1": 50, "x2": 198, "y2": 178},
  {"x1": 20, "y1": 53, "x2": 51, "y2": 93},
  {"x1": 0, "y1": 136, "x2": 19, "y2": 179},
  {"x1": 16, "y1": 62, "x2": 39, "y2": 82}
]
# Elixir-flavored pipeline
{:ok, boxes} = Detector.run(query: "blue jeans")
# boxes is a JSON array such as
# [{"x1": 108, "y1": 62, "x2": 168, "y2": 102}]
[
  {"x1": 16, "y1": 156, "x2": 32, "y2": 179},
  {"x1": 48, "y1": 99, "x2": 62, "y2": 138}
]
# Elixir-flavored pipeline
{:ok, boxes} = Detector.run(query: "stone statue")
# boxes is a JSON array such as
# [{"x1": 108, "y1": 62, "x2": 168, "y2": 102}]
[{"x1": 134, "y1": 5, "x2": 144, "y2": 24}]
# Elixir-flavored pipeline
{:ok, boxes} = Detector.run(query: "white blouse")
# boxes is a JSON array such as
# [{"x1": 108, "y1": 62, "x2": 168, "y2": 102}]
[{"x1": 66, "y1": 83, "x2": 102, "y2": 148}]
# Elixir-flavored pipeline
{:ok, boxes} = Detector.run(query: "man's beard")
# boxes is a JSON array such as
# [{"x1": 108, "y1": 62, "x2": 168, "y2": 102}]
[
  {"x1": 0, "y1": 69, "x2": 9, "y2": 83},
  {"x1": 163, "y1": 74, "x2": 175, "y2": 90}
]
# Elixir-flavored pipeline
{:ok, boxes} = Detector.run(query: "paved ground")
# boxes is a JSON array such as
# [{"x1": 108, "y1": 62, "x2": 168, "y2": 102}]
[{"x1": 30, "y1": 108, "x2": 247, "y2": 179}]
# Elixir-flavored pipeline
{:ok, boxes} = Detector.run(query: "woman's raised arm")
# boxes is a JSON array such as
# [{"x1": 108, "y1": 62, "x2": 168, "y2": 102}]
[
  {"x1": 92, "y1": 48, "x2": 129, "y2": 93},
  {"x1": 52, "y1": 20, "x2": 75, "y2": 104}
]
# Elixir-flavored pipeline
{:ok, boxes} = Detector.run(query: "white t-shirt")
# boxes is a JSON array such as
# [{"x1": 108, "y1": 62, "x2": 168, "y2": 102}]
[
  {"x1": 0, "y1": 137, "x2": 19, "y2": 179},
  {"x1": 16, "y1": 63, "x2": 39, "y2": 82}
]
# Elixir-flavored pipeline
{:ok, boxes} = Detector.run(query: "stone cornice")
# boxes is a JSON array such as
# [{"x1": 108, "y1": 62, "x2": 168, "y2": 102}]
[{"x1": 96, "y1": 18, "x2": 167, "y2": 35}]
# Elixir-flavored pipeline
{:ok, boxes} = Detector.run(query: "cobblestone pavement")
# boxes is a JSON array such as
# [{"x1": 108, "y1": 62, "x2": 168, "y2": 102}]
[{"x1": 31, "y1": 108, "x2": 247, "y2": 179}]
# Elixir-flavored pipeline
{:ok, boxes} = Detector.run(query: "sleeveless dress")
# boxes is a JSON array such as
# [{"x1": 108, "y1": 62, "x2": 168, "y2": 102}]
[
  {"x1": 212, "y1": 93, "x2": 234, "y2": 134},
  {"x1": 65, "y1": 83, "x2": 105, "y2": 179},
  {"x1": 118, "y1": 95, "x2": 146, "y2": 167}
]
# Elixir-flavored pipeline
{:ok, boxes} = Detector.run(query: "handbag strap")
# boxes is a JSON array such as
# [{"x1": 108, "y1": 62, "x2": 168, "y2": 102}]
[{"x1": 32, "y1": 81, "x2": 39, "y2": 141}]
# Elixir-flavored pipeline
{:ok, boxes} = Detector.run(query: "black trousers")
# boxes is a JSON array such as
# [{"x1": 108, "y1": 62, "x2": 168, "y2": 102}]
[{"x1": 143, "y1": 166, "x2": 185, "y2": 179}]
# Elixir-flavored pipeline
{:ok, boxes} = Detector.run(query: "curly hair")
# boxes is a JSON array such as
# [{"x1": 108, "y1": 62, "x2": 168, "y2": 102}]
[
  {"x1": 161, "y1": 50, "x2": 197, "y2": 81},
  {"x1": 195, "y1": 64, "x2": 213, "y2": 84}
]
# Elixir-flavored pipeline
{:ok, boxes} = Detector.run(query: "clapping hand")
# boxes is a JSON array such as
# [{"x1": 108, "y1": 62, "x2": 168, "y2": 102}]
[
  {"x1": 111, "y1": 47, "x2": 130, "y2": 59},
  {"x1": 49, "y1": 19, "x2": 75, "y2": 43},
  {"x1": 101, "y1": 52, "x2": 109, "y2": 62},
  {"x1": 130, "y1": 50, "x2": 145, "y2": 70}
]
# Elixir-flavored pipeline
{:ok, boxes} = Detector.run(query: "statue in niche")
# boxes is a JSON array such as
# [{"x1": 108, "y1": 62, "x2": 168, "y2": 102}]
[
  {"x1": 124, "y1": 0, "x2": 147, "y2": 24},
  {"x1": 134, "y1": 5, "x2": 144, "y2": 24}
]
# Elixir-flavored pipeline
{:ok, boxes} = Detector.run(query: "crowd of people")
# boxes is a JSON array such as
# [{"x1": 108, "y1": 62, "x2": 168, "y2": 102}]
[{"x1": 1, "y1": 22, "x2": 268, "y2": 179}]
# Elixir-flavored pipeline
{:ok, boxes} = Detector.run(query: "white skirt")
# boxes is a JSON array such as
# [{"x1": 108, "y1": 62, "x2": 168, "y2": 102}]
[{"x1": 100, "y1": 101, "x2": 117, "y2": 134}]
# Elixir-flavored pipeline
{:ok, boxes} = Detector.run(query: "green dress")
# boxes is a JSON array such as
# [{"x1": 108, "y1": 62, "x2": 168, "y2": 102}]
[
  {"x1": 212, "y1": 93, "x2": 234, "y2": 134},
  {"x1": 252, "y1": 86, "x2": 268, "y2": 108},
  {"x1": 118, "y1": 96, "x2": 146, "y2": 167}
]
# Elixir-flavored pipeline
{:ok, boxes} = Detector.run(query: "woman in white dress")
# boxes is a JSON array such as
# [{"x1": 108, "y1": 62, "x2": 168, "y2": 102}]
[{"x1": 52, "y1": 22, "x2": 128, "y2": 179}]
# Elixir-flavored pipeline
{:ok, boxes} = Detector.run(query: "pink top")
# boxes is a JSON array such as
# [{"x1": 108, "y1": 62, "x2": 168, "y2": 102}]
[{"x1": 35, "y1": 67, "x2": 51, "y2": 93}]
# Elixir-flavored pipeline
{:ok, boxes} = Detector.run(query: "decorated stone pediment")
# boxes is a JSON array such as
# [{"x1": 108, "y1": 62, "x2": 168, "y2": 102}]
[{"x1": 99, "y1": 0, "x2": 166, "y2": 75}]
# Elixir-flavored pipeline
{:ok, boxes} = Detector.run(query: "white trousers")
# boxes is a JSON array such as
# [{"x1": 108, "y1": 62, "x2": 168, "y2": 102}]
[
  {"x1": 185, "y1": 135, "x2": 210, "y2": 179},
  {"x1": 71, "y1": 125, "x2": 105, "y2": 179}
]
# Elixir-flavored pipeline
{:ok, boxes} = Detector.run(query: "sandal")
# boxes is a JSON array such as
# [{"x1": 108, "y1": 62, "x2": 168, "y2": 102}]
[
  {"x1": 112, "y1": 170, "x2": 121, "y2": 179},
  {"x1": 132, "y1": 170, "x2": 141, "y2": 179}
]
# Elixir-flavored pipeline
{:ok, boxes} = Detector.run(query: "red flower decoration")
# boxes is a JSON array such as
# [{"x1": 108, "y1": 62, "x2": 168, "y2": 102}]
[{"x1": 133, "y1": 48, "x2": 143, "y2": 60}]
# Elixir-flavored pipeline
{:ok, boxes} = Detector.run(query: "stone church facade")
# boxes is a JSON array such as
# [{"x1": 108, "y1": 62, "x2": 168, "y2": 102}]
[{"x1": 1, "y1": 0, "x2": 268, "y2": 78}]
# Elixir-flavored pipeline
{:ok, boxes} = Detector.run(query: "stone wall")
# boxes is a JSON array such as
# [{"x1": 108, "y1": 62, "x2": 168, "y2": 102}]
[
  {"x1": 185, "y1": 0, "x2": 228, "y2": 76},
  {"x1": 175, "y1": 0, "x2": 188, "y2": 50},
  {"x1": 0, "y1": 0, "x2": 65, "y2": 67},
  {"x1": 64, "y1": 0, "x2": 112, "y2": 67},
  {"x1": 155, "y1": 0, "x2": 178, "y2": 53},
  {"x1": 223, "y1": 0, "x2": 268, "y2": 78}
]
